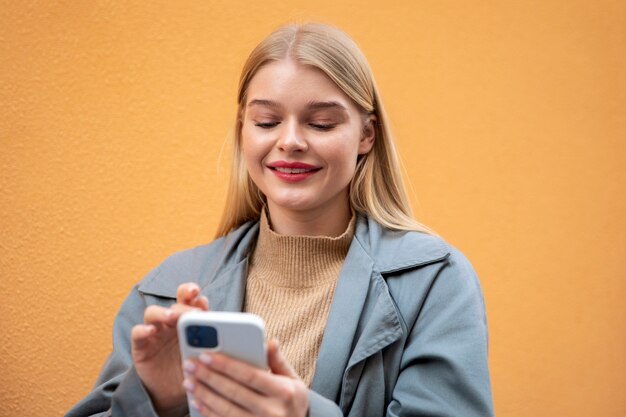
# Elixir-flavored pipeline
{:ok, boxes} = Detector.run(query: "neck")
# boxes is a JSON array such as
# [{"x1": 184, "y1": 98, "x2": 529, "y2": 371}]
[{"x1": 266, "y1": 201, "x2": 352, "y2": 237}]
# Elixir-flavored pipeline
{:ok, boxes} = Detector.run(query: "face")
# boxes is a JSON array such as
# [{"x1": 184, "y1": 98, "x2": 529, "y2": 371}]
[{"x1": 240, "y1": 59, "x2": 375, "y2": 221}]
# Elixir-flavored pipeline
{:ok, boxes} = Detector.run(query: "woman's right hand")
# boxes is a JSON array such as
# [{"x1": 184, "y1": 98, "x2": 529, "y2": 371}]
[{"x1": 131, "y1": 283, "x2": 209, "y2": 414}]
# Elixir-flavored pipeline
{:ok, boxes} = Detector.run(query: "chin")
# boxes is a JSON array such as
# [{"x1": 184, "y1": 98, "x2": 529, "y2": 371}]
[
  {"x1": 266, "y1": 192, "x2": 316, "y2": 211},
  {"x1": 270, "y1": 199, "x2": 314, "y2": 212}
]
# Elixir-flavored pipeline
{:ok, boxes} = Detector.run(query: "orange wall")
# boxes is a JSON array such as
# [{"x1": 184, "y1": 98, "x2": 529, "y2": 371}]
[{"x1": 1, "y1": 1, "x2": 624, "y2": 416}]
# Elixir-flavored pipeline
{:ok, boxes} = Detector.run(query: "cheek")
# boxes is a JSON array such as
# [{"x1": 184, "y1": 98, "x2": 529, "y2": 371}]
[
  {"x1": 241, "y1": 130, "x2": 267, "y2": 167},
  {"x1": 320, "y1": 134, "x2": 360, "y2": 171}
]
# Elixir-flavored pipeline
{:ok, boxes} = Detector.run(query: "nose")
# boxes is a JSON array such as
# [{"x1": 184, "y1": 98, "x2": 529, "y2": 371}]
[{"x1": 276, "y1": 119, "x2": 308, "y2": 153}]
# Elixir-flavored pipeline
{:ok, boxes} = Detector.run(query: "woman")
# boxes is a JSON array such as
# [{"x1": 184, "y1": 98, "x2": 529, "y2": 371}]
[{"x1": 67, "y1": 23, "x2": 494, "y2": 417}]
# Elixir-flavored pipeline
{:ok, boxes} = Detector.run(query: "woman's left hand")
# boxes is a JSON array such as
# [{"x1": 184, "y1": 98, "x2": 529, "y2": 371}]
[{"x1": 183, "y1": 339, "x2": 309, "y2": 417}]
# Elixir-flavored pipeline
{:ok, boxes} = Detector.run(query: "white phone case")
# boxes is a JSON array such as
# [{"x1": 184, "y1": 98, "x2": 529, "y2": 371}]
[{"x1": 177, "y1": 311, "x2": 267, "y2": 416}]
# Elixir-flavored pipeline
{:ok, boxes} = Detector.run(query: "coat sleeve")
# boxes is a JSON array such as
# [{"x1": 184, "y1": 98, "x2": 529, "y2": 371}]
[
  {"x1": 65, "y1": 282, "x2": 175, "y2": 417},
  {"x1": 387, "y1": 248, "x2": 495, "y2": 417}
]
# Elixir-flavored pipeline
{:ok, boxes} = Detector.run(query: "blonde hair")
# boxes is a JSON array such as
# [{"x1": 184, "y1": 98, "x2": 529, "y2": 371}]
[{"x1": 215, "y1": 23, "x2": 433, "y2": 237}]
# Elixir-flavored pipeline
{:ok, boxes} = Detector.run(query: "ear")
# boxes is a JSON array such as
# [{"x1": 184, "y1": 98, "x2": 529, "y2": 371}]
[{"x1": 358, "y1": 114, "x2": 376, "y2": 155}]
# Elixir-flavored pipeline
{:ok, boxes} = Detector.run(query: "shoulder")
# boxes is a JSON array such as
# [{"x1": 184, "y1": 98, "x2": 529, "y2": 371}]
[
  {"x1": 355, "y1": 215, "x2": 452, "y2": 272},
  {"x1": 357, "y1": 215, "x2": 484, "y2": 303},
  {"x1": 358, "y1": 218, "x2": 488, "y2": 342},
  {"x1": 136, "y1": 220, "x2": 260, "y2": 298}
]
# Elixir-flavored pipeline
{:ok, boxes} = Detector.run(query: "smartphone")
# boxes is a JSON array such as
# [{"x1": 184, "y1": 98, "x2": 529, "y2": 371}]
[
  {"x1": 177, "y1": 311, "x2": 267, "y2": 416},
  {"x1": 178, "y1": 309, "x2": 267, "y2": 368}
]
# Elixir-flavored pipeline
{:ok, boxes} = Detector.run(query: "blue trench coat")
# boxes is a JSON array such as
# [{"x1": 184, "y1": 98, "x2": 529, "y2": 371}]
[{"x1": 67, "y1": 215, "x2": 494, "y2": 417}]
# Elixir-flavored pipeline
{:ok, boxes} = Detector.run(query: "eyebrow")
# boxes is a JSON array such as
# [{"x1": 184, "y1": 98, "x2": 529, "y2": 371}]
[
  {"x1": 247, "y1": 99, "x2": 281, "y2": 109},
  {"x1": 306, "y1": 100, "x2": 347, "y2": 111},
  {"x1": 247, "y1": 99, "x2": 347, "y2": 111}
]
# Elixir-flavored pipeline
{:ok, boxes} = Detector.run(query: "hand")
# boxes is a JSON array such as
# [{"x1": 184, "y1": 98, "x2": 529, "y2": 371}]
[
  {"x1": 183, "y1": 339, "x2": 309, "y2": 417},
  {"x1": 131, "y1": 283, "x2": 209, "y2": 414}
]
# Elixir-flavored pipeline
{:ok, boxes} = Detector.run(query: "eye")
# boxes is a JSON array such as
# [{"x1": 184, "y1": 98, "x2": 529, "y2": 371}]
[
  {"x1": 254, "y1": 122, "x2": 280, "y2": 129},
  {"x1": 309, "y1": 123, "x2": 336, "y2": 131}
]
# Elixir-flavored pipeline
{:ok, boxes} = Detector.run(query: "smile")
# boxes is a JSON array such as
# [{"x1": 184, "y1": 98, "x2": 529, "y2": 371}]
[
  {"x1": 267, "y1": 162, "x2": 322, "y2": 183},
  {"x1": 273, "y1": 167, "x2": 318, "y2": 174}
]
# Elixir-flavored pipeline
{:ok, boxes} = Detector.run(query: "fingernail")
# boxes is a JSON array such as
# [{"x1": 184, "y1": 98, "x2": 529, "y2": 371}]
[
  {"x1": 183, "y1": 360, "x2": 196, "y2": 373},
  {"x1": 199, "y1": 353, "x2": 212, "y2": 365},
  {"x1": 183, "y1": 379, "x2": 195, "y2": 392}
]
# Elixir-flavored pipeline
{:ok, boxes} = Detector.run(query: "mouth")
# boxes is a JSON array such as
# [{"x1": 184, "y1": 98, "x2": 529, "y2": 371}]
[
  {"x1": 271, "y1": 166, "x2": 320, "y2": 174},
  {"x1": 267, "y1": 161, "x2": 322, "y2": 182}
]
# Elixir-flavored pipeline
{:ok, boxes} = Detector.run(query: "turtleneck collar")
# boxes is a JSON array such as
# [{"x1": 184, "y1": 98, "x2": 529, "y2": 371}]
[{"x1": 248, "y1": 209, "x2": 356, "y2": 288}]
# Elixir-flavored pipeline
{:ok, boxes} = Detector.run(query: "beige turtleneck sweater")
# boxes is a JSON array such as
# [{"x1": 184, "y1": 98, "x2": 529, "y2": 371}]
[{"x1": 243, "y1": 211, "x2": 355, "y2": 387}]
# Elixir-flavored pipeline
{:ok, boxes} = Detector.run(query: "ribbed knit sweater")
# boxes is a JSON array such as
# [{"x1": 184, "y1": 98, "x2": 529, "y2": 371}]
[{"x1": 243, "y1": 211, "x2": 355, "y2": 387}]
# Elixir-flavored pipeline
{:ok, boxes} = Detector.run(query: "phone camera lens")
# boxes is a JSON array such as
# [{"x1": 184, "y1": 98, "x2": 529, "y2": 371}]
[{"x1": 186, "y1": 325, "x2": 218, "y2": 348}]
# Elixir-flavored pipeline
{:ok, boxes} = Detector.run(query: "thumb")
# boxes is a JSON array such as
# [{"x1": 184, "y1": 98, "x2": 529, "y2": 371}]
[{"x1": 267, "y1": 339, "x2": 298, "y2": 379}]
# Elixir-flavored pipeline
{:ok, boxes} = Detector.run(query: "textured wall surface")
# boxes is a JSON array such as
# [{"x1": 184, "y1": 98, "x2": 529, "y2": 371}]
[{"x1": 1, "y1": 1, "x2": 624, "y2": 416}]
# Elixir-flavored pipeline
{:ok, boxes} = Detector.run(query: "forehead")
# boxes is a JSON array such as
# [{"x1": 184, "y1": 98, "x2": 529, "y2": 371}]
[{"x1": 245, "y1": 59, "x2": 356, "y2": 111}]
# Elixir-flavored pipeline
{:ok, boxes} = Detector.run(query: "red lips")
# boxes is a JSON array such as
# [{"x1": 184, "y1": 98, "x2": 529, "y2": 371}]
[{"x1": 267, "y1": 161, "x2": 322, "y2": 183}]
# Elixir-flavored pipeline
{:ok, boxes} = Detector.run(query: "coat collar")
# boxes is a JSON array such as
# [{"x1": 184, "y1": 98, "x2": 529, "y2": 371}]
[
  {"x1": 354, "y1": 215, "x2": 449, "y2": 273},
  {"x1": 138, "y1": 215, "x2": 449, "y2": 299}
]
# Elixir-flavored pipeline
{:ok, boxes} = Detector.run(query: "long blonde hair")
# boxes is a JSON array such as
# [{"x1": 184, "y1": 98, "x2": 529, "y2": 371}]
[{"x1": 215, "y1": 23, "x2": 433, "y2": 237}]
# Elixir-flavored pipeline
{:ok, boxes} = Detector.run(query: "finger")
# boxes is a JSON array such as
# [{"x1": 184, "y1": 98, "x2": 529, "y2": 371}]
[
  {"x1": 194, "y1": 295, "x2": 209, "y2": 311},
  {"x1": 143, "y1": 305, "x2": 176, "y2": 327},
  {"x1": 131, "y1": 324, "x2": 158, "y2": 361},
  {"x1": 268, "y1": 339, "x2": 299, "y2": 378},
  {"x1": 199, "y1": 353, "x2": 287, "y2": 397},
  {"x1": 185, "y1": 359, "x2": 263, "y2": 415},
  {"x1": 131, "y1": 324, "x2": 155, "y2": 350},
  {"x1": 176, "y1": 283, "x2": 201, "y2": 305},
  {"x1": 185, "y1": 376, "x2": 254, "y2": 417},
  {"x1": 184, "y1": 295, "x2": 209, "y2": 311},
  {"x1": 168, "y1": 302, "x2": 195, "y2": 317}
]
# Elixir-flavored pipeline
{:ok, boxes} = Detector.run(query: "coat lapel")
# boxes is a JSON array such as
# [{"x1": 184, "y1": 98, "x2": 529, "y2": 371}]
[
  {"x1": 203, "y1": 259, "x2": 249, "y2": 312},
  {"x1": 339, "y1": 271, "x2": 403, "y2": 410},
  {"x1": 311, "y1": 232, "x2": 376, "y2": 402},
  {"x1": 312, "y1": 216, "x2": 449, "y2": 409},
  {"x1": 345, "y1": 272, "x2": 402, "y2": 369},
  {"x1": 137, "y1": 222, "x2": 258, "y2": 310},
  {"x1": 314, "y1": 256, "x2": 405, "y2": 411}
]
